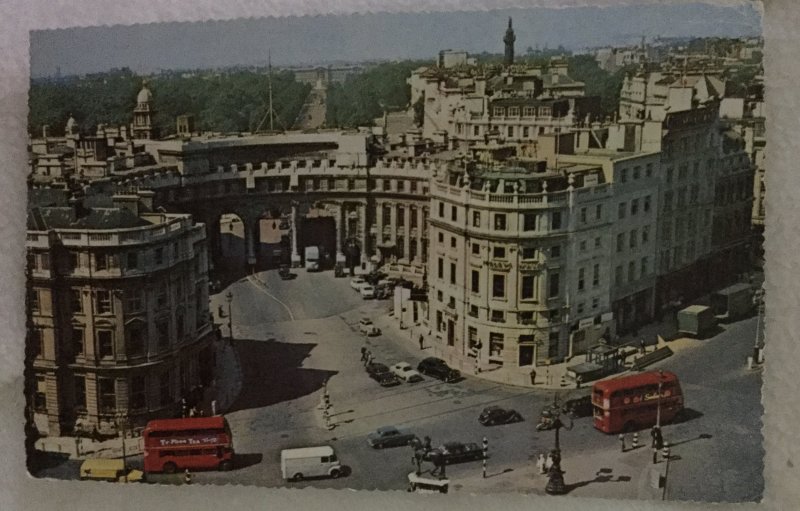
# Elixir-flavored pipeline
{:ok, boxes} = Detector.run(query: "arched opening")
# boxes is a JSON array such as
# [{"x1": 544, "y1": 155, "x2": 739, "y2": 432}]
[
  {"x1": 256, "y1": 212, "x2": 290, "y2": 270},
  {"x1": 299, "y1": 216, "x2": 336, "y2": 270}
]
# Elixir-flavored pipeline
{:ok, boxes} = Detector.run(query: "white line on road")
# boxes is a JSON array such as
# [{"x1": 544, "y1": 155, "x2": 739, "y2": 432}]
[{"x1": 247, "y1": 274, "x2": 296, "y2": 321}]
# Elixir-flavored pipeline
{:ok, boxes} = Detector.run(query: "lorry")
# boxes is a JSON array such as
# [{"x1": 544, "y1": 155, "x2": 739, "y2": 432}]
[
  {"x1": 710, "y1": 283, "x2": 753, "y2": 321},
  {"x1": 280, "y1": 446, "x2": 342, "y2": 481},
  {"x1": 304, "y1": 246, "x2": 321, "y2": 271},
  {"x1": 677, "y1": 305, "x2": 717, "y2": 338}
]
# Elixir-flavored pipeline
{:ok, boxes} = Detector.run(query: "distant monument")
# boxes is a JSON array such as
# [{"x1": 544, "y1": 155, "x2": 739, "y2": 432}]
[{"x1": 504, "y1": 17, "x2": 516, "y2": 66}]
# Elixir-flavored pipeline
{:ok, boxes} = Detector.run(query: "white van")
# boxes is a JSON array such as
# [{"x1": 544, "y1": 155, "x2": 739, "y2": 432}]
[{"x1": 280, "y1": 446, "x2": 342, "y2": 481}]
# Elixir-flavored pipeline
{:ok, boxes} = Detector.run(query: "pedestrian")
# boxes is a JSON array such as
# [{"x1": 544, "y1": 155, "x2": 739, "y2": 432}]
[
  {"x1": 184, "y1": 468, "x2": 192, "y2": 485},
  {"x1": 360, "y1": 347, "x2": 367, "y2": 363},
  {"x1": 651, "y1": 425, "x2": 663, "y2": 449},
  {"x1": 576, "y1": 375, "x2": 583, "y2": 389},
  {"x1": 423, "y1": 436, "x2": 432, "y2": 452},
  {"x1": 639, "y1": 339, "x2": 646, "y2": 355},
  {"x1": 530, "y1": 368, "x2": 537, "y2": 386},
  {"x1": 619, "y1": 433, "x2": 626, "y2": 452},
  {"x1": 537, "y1": 453, "x2": 547, "y2": 474},
  {"x1": 545, "y1": 452, "x2": 554, "y2": 472},
  {"x1": 419, "y1": 334, "x2": 424, "y2": 350}
]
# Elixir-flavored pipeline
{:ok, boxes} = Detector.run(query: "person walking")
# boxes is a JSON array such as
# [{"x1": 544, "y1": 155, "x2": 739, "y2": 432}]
[
  {"x1": 360, "y1": 347, "x2": 367, "y2": 363},
  {"x1": 418, "y1": 334, "x2": 425, "y2": 350},
  {"x1": 537, "y1": 453, "x2": 547, "y2": 474},
  {"x1": 529, "y1": 368, "x2": 537, "y2": 386},
  {"x1": 639, "y1": 339, "x2": 646, "y2": 355},
  {"x1": 619, "y1": 434, "x2": 626, "y2": 452},
  {"x1": 545, "y1": 452, "x2": 554, "y2": 472}
]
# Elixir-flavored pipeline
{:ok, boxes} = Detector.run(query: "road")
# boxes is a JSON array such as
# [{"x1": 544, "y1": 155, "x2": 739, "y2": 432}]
[
  {"x1": 35, "y1": 265, "x2": 764, "y2": 501},
  {"x1": 294, "y1": 86, "x2": 326, "y2": 130}
]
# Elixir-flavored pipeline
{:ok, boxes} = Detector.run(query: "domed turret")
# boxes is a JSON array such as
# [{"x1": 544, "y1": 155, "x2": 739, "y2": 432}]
[
  {"x1": 132, "y1": 80, "x2": 157, "y2": 140},
  {"x1": 137, "y1": 83, "x2": 153, "y2": 105},
  {"x1": 65, "y1": 114, "x2": 78, "y2": 136}
]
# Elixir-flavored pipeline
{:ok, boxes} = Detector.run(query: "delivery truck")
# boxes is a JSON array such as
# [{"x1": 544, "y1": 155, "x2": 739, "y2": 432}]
[
  {"x1": 677, "y1": 305, "x2": 717, "y2": 338},
  {"x1": 710, "y1": 283, "x2": 753, "y2": 321},
  {"x1": 304, "y1": 246, "x2": 321, "y2": 271}
]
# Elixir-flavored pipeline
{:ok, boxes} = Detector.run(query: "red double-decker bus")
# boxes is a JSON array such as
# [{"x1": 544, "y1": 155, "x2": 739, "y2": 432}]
[
  {"x1": 143, "y1": 416, "x2": 235, "y2": 473},
  {"x1": 592, "y1": 370, "x2": 684, "y2": 433}
]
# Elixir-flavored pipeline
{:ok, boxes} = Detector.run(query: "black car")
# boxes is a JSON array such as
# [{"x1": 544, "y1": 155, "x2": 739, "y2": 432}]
[
  {"x1": 417, "y1": 357, "x2": 460, "y2": 382},
  {"x1": 423, "y1": 442, "x2": 486, "y2": 465},
  {"x1": 367, "y1": 363, "x2": 401, "y2": 387},
  {"x1": 564, "y1": 395, "x2": 593, "y2": 418},
  {"x1": 478, "y1": 406, "x2": 523, "y2": 426}
]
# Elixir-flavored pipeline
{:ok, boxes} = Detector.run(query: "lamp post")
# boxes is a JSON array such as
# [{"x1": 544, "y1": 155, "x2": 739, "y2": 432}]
[
  {"x1": 225, "y1": 291, "x2": 234, "y2": 341},
  {"x1": 752, "y1": 288, "x2": 765, "y2": 364},
  {"x1": 115, "y1": 412, "x2": 128, "y2": 483},
  {"x1": 544, "y1": 394, "x2": 572, "y2": 495}
]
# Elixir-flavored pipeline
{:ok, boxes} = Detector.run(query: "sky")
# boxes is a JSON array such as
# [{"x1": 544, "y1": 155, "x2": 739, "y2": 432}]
[{"x1": 30, "y1": 3, "x2": 762, "y2": 78}]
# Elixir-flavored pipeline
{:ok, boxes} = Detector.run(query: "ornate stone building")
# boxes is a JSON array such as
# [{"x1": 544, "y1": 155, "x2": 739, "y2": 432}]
[{"x1": 26, "y1": 191, "x2": 214, "y2": 436}]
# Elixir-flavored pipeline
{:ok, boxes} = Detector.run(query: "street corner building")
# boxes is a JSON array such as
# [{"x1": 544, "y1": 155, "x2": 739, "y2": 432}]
[{"x1": 26, "y1": 190, "x2": 216, "y2": 437}]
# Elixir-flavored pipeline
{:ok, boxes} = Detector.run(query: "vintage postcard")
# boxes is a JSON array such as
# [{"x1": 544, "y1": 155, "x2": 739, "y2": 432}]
[{"x1": 22, "y1": 1, "x2": 767, "y2": 503}]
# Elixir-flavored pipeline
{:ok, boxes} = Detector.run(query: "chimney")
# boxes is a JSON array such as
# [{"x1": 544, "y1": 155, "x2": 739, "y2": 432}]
[
  {"x1": 137, "y1": 190, "x2": 155, "y2": 212},
  {"x1": 112, "y1": 194, "x2": 140, "y2": 217}
]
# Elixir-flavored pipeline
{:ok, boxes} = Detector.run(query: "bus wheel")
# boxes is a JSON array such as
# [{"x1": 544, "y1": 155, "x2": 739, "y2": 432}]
[
  {"x1": 330, "y1": 468, "x2": 341, "y2": 479},
  {"x1": 163, "y1": 462, "x2": 178, "y2": 474},
  {"x1": 293, "y1": 473, "x2": 303, "y2": 481},
  {"x1": 622, "y1": 421, "x2": 638, "y2": 433},
  {"x1": 219, "y1": 460, "x2": 233, "y2": 471}
]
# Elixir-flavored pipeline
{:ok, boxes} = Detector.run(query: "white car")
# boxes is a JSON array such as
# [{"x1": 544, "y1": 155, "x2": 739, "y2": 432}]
[
  {"x1": 351, "y1": 277, "x2": 367, "y2": 290},
  {"x1": 391, "y1": 362, "x2": 424, "y2": 383},
  {"x1": 360, "y1": 285, "x2": 376, "y2": 299}
]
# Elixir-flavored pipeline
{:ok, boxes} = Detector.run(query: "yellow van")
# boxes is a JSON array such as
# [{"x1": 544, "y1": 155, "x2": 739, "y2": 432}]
[{"x1": 79, "y1": 458, "x2": 144, "y2": 483}]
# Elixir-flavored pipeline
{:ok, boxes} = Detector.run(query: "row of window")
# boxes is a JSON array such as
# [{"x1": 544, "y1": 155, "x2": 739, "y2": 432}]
[
  {"x1": 615, "y1": 226, "x2": 651, "y2": 253},
  {"x1": 614, "y1": 257, "x2": 650, "y2": 286},
  {"x1": 492, "y1": 106, "x2": 553, "y2": 118},
  {"x1": 381, "y1": 205, "x2": 427, "y2": 229},
  {"x1": 437, "y1": 202, "x2": 563, "y2": 231},
  {"x1": 616, "y1": 196, "x2": 652, "y2": 220},
  {"x1": 35, "y1": 372, "x2": 173, "y2": 414},
  {"x1": 618, "y1": 163, "x2": 654, "y2": 183},
  {"x1": 457, "y1": 124, "x2": 549, "y2": 138},
  {"x1": 659, "y1": 240, "x2": 707, "y2": 272},
  {"x1": 662, "y1": 186, "x2": 701, "y2": 212},
  {"x1": 436, "y1": 259, "x2": 561, "y2": 300}
]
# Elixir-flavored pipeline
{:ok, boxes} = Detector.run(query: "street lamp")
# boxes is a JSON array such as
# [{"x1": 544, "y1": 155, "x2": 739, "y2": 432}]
[
  {"x1": 544, "y1": 394, "x2": 573, "y2": 495},
  {"x1": 225, "y1": 291, "x2": 234, "y2": 341},
  {"x1": 115, "y1": 412, "x2": 128, "y2": 483}
]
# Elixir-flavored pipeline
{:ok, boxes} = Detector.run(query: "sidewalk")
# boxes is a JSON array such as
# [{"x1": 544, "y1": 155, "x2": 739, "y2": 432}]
[
  {"x1": 453, "y1": 442, "x2": 668, "y2": 500},
  {"x1": 35, "y1": 434, "x2": 143, "y2": 460}
]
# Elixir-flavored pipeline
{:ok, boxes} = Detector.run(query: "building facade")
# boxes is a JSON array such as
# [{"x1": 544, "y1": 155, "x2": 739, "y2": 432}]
[{"x1": 26, "y1": 192, "x2": 214, "y2": 436}]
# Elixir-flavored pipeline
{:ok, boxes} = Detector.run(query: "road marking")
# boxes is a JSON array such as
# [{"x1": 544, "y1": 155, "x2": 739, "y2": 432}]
[{"x1": 247, "y1": 275, "x2": 296, "y2": 321}]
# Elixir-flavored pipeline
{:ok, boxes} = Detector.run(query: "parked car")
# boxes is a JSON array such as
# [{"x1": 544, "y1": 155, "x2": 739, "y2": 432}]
[
  {"x1": 360, "y1": 285, "x2": 376, "y2": 299},
  {"x1": 366, "y1": 363, "x2": 401, "y2": 387},
  {"x1": 391, "y1": 362, "x2": 424, "y2": 383},
  {"x1": 423, "y1": 442, "x2": 486, "y2": 465},
  {"x1": 478, "y1": 406, "x2": 523, "y2": 426},
  {"x1": 564, "y1": 394, "x2": 593, "y2": 418},
  {"x1": 350, "y1": 277, "x2": 367, "y2": 290},
  {"x1": 359, "y1": 318, "x2": 381, "y2": 336},
  {"x1": 417, "y1": 357, "x2": 460, "y2": 382},
  {"x1": 367, "y1": 426, "x2": 418, "y2": 449}
]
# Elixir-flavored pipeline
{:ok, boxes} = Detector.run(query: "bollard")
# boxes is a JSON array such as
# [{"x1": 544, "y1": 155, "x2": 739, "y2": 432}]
[
  {"x1": 747, "y1": 356, "x2": 753, "y2": 370},
  {"x1": 482, "y1": 437, "x2": 488, "y2": 478},
  {"x1": 662, "y1": 442, "x2": 670, "y2": 461},
  {"x1": 184, "y1": 469, "x2": 192, "y2": 485},
  {"x1": 560, "y1": 375, "x2": 566, "y2": 387},
  {"x1": 619, "y1": 434, "x2": 626, "y2": 452},
  {"x1": 652, "y1": 447, "x2": 658, "y2": 464},
  {"x1": 632, "y1": 432, "x2": 639, "y2": 449}
]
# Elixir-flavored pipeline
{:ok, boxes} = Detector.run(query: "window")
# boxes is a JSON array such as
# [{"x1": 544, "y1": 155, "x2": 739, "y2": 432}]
[
  {"x1": 663, "y1": 191, "x2": 673, "y2": 212},
  {"x1": 98, "y1": 378, "x2": 116, "y2": 413},
  {"x1": 126, "y1": 290, "x2": 143, "y2": 313},
  {"x1": 548, "y1": 332, "x2": 559, "y2": 358},
  {"x1": 98, "y1": 330, "x2": 114, "y2": 358},
  {"x1": 96, "y1": 290, "x2": 112, "y2": 314},
  {"x1": 494, "y1": 214, "x2": 507, "y2": 231},
  {"x1": 508, "y1": 106, "x2": 520, "y2": 117},
  {"x1": 155, "y1": 248, "x2": 164, "y2": 265},
  {"x1": 644, "y1": 195, "x2": 652, "y2": 213},
  {"x1": 620, "y1": 168, "x2": 628, "y2": 183},
  {"x1": 491, "y1": 310, "x2": 505, "y2": 322},
  {"x1": 450, "y1": 263, "x2": 456, "y2": 285},
  {"x1": 507, "y1": 126, "x2": 514, "y2": 138},
  {"x1": 616, "y1": 233, "x2": 625, "y2": 253},
  {"x1": 159, "y1": 372, "x2": 171, "y2": 406},
  {"x1": 618, "y1": 202, "x2": 626, "y2": 220},
  {"x1": 31, "y1": 328, "x2": 44, "y2": 358},
  {"x1": 666, "y1": 167, "x2": 673, "y2": 183},
  {"x1": 450, "y1": 237, "x2": 456, "y2": 249},
  {"x1": 579, "y1": 240, "x2": 587, "y2": 252},
  {"x1": 551, "y1": 212, "x2": 561, "y2": 230},
  {"x1": 35, "y1": 375, "x2": 47, "y2": 411},
  {"x1": 72, "y1": 327, "x2": 84, "y2": 356},
  {"x1": 397, "y1": 206, "x2": 405, "y2": 227},
  {"x1": 628, "y1": 261, "x2": 636, "y2": 282},
  {"x1": 595, "y1": 204, "x2": 602, "y2": 220},
  {"x1": 74, "y1": 375, "x2": 86, "y2": 410},
  {"x1": 489, "y1": 333, "x2": 504, "y2": 357},
  {"x1": 523, "y1": 213, "x2": 536, "y2": 231},
  {"x1": 646, "y1": 163, "x2": 653, "y2": 177},
  {"x1": 523, "y1": 106, "x2": 536, "y2": 117},
  {"x1": 642, "y1": 225, "x2": 650, "y2": 243},
  {"x1": 398, "y1": 180, "x2": 406, "y2": 192},
  {"x1": 437, "y1": 290, "x2": 443, "y2": 302},
  {"x1": 157, "y1": 321, "x2": 170, "y2": 349},
  {"x1": 437, "y1": 258, "x2": 444, "y2": 279},
  {"x1": 410, "y1": 181, "x2": 418, "y2": 193},
  {"x1": 550, "y1": 245, "x2": 561, "y2": 258},
  {"x1": 593, "y1": 264, "x2": 600, "y2": 287},
  {"x1": 631, "y1": 199, "x2": 639, "y2": 215},
  {"x1": 522, "y1": 126, "x2": 530, "y2": 138},
  {"x1": 521, "y1": 275, "x2": 535, "y2": 299},
  {"x1": 126, "y1": 326, "x2": 144, "y2": 356},
  {"x1": 493, "y1": 246, "x2": 506, "y2": 259},
  {"x1": 69, "y1": 251, "x2": 80, "y2": 270},
  {"x1": 641, "y1": 257, "x2": 649, "y2": 276},
  {"x1": 577, "y1": 302, "x2": 585, "y2": 314},
  {"x1": 471, "y1": 270, "x2": 480, "y2": 293},
  {"x1": 592, "y1": 297, "x2": 600, "y2": 309},
  {"x1": 548, "y1": 273, "x2": 560, "y2": 298},
  {"x1": 492, "y1": 275, "x2": 506, "y2": 298},
  {"x1": 580, "y1": 208, "x2": 587, "y2": 223},
  {"x1": 522, "y1": 247, "x2": 536, "y2": 259},
  {"x1": 438, "y1": 232, "x2": 444, "y2": 243},
  {"x1": 438, "y1": 202, "x2": 444, "y2": 218},
  {"x1": 95, "y1": 253, "x2": 108, "y2": 271},
  {"x1": 472, "y1": 243, "x2": 480, "y2": 255},
  {"x1": 130, "y1": 376, "x2": 146, "y2": 410},
  {"x1": 469, "y1": 305, "x2": 479, "y2": 318},
  {"x1": 493, "y1": 107, "x2": 505, "y2": 117},
  {"x1": 633, "y1": 166, "x2": 641, "y2": 179},
  {"x1": 127, "y1": 252, "x2": 138, "y2": 269},
  {"x1": 473, "y1": 211, "x2": 481, "y2": 227},
  {"x1": 578, "y1": 268, "x2": 585, "y2": 291},
  {"x1": 594, "y1": 237, "x2": 601, "y2": 249},
  {"x1": 473, "y1": 125, "x2": 480, "y2": 136},
  {"x1": 615, "y1": 266, "x2": 623, "y2": 286},
  {"x1": 448, "y1": 296, "x2": 456, "y2": 309},
  {"x1": 30, "y1": 289, "x2": 40, "y2": 312},
  {"x1": 451, "y1": 206, "x2": 458, "y2": 222},
  {"x1": 157, "y1": 284, "x2": 168, "y2": 308},
  {"x1": 630, "y1": 229, "x2": 638, "y2": 249}
]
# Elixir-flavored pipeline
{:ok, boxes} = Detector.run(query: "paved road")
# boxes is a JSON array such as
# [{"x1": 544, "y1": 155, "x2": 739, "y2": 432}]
[
  {"x1": 38, "y1": 267, "x2": 763, "y2": 501},
  {"x1": 294, "y1": 87, "x2": 326, "y2": 130}
]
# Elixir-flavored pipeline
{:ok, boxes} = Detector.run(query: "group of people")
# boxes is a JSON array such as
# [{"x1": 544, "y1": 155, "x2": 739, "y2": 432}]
[{"x1": 536, "y1": 451, "x2": 557, "y2": 475}]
